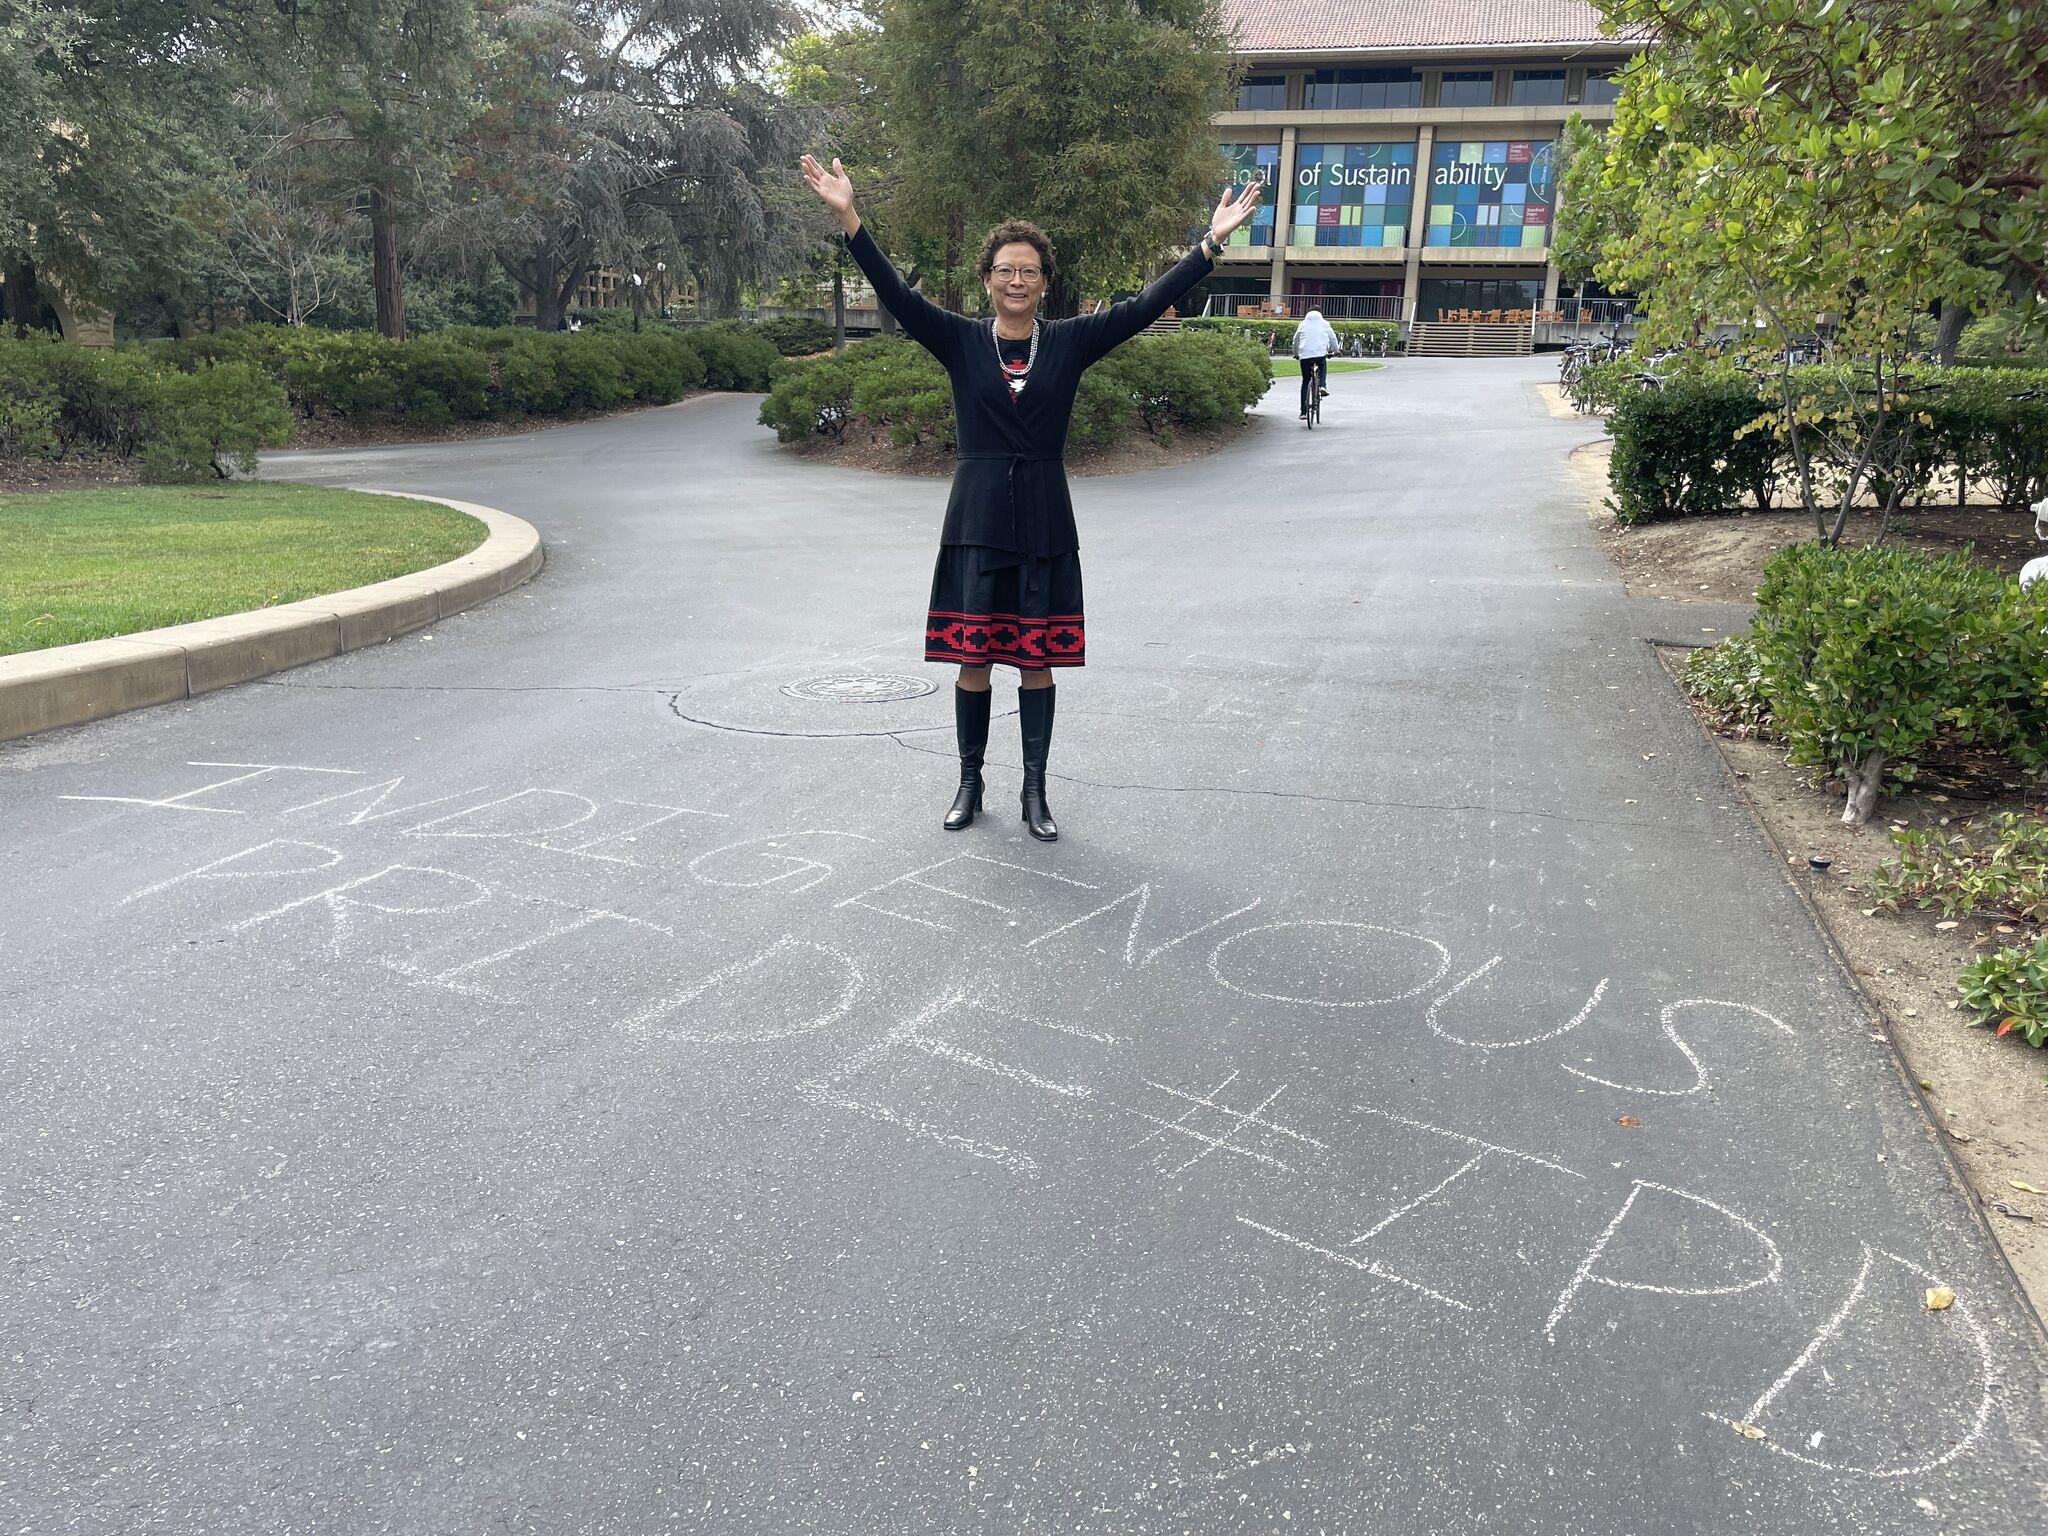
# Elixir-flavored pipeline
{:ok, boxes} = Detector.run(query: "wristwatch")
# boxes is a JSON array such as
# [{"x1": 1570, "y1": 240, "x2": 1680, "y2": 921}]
[{"x1": 1201, "y1": 232, "x2": 1223, "y2": 259}]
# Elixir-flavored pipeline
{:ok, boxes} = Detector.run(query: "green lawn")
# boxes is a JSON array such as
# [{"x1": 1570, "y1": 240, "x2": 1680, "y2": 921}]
[
  {"x1": 0, "y1": 484, "x2": 487, "y2": 656},
  {"x1": 1267, "y1": 358, "x2": 1384, "y2": 377}
]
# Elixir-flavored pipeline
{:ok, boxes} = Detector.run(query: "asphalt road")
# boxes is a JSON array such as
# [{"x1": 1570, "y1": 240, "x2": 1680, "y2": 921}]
[{"x1": 3, "y1": 358, "x2": 2043, "y2": 1534}]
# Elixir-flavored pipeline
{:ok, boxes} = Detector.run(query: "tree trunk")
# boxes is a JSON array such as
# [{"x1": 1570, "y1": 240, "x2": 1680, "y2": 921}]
[
  {"x1": 2, "y1": 256, "x2": 44, "y2": 336},
  {"x1": 369, "y1": 185, "x2": 406, "y2": 340},
  {"x1": 1933, "y1": 301, "x2": 1970, "y2": 366},
  {"x1": 1841, "y1": 749, "x2": 1887, "y2": 825},
  {"x1": 833, "y1": 247, "x2": 846, "y2": 349},
  {"x1": 942, "y1": 207, "x2": 964, "y2": 313}
]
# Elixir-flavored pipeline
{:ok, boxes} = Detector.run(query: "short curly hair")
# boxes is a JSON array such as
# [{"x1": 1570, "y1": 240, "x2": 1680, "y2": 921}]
[{"x1": 977, "y1": 220, "x2": 1055, "y2": 283}]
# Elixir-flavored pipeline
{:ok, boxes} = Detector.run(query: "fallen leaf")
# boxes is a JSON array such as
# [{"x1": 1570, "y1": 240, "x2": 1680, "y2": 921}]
[
  {"x1": 1928, "y1": 793, "x2": 1950, "y2": 802},
  {"x1": 1924, "y1": 1286, "x2": 1954, "y2": 1311},
  {"x1": 1997, "y1": 1018, "x2": 2018, "y2": 1038},
  {"x1": 2011, "y1": 1180, "x2": 2045, "y2": 1195},
  {"x1": 1918, "y1": 1078, "x2": 1933, "y2": 1089},
  {"x1": 1731, "y1": 1421, "x2": 1766, "y2": 1440},
  {"x1": 1904, "y1": 1009, "x2": 1919, "y2": 1017},
  {"x1": 1617, "y1": 1115, "x2": 1642, "y2": 1128},
  {"x1": 1948, "y1": 1129, "x2": 1974, "y2": 1143},
  {"x1": 1935, "y1": 920, "x2": 1959, "y2": 930},
  {"x1": 1991, "y1": 1201, "x2": 2036, "y2": 1222}
]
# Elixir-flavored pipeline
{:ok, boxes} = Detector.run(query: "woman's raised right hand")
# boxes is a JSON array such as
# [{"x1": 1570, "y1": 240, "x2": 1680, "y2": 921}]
[{"x1": 801, "y1": 154, "x2": 856, "y2": 222}]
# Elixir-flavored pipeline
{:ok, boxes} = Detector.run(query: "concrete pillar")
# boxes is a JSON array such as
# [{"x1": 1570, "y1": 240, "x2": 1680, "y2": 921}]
[
  {"x1": 1269, "y1": 126, "x2": 1299, "y2": 308},
  {"x1": 1541, "y1": 132, "x2": 1565, "y2": 313},
  {"x1": 1401, "y1": 126, "x2": 1434, "y2": 327}
]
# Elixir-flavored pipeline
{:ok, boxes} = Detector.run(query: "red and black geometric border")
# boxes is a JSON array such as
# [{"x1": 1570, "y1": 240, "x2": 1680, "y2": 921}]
[{"x1": 925, "y1": 609, "x2": 1086, "y2": 669}]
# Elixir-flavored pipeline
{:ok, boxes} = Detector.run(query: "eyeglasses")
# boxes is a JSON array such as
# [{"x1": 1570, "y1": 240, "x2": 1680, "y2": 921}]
[{"x1": 990, "y1": 265, "x2": 1044, "y2": 283}]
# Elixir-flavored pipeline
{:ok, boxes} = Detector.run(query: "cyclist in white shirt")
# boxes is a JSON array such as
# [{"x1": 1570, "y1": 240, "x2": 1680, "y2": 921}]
[{"x1": 1294, "y1": 308, "x2": 1339, "y2": 419}]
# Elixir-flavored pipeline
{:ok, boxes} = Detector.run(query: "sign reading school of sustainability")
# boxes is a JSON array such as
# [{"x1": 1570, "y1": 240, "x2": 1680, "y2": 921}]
[{"x1": 1222, "y1": 139, "x2": 1557, "y2": 249}]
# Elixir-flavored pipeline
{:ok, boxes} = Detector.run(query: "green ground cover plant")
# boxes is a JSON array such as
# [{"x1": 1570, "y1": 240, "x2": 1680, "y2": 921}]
[
  {"x1": 0, "y1": 485, "x2": 484, "y2": 655},
  {"x1": 1869, "y1": 814, "x2": 2048, "y2": 927},
  {"x1": 1956, "y1": 936, "x2": 2048, "y2": 1046}
]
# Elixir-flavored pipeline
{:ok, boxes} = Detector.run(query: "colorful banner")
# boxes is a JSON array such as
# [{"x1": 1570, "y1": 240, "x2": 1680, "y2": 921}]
[
  {"x1": 1290, "y1": 142, "x2": 1415, "y2": 249},
  {"x1": 1424, "y1": 140, "x2": 1556, "y2": 249},
  {"x1": 1219, "y1": 143, "x2": 1280, "y2": 246}
]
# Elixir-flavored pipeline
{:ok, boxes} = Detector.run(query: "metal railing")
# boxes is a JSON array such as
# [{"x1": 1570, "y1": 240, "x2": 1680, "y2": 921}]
[{"x1": 1202, "y1": 293, "x2": 1403, "y2": 322}]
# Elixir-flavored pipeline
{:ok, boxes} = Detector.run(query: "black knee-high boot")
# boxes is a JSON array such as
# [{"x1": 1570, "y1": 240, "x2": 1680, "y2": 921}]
[
  {"x1": 944, "y1": 684, "x2": 991, "y2": 830},
  {"x1": 1018, "y1": 683, "x2": 1057, "y2": 842}
]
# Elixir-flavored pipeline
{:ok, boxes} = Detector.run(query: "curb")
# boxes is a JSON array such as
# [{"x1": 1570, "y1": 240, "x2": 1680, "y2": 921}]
[{"x1": 0, "y1": 491, "x2": 541, "y2": 744}]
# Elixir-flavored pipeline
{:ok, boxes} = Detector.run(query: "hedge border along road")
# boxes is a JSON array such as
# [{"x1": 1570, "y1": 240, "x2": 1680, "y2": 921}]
[{"x1": 0, "y1": 491, "x2": 541, "y2": 744}]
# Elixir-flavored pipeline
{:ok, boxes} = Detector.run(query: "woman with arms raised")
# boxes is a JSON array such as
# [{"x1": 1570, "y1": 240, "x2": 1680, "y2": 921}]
[{"x1": 800, "y1": 153, "x2": 1262, "y2": 842}]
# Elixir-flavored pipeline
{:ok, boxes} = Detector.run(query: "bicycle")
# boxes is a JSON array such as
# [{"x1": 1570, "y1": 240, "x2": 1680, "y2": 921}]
[{"x1": 1300, "y1": 355, "x2": 1325, "y2": 428}]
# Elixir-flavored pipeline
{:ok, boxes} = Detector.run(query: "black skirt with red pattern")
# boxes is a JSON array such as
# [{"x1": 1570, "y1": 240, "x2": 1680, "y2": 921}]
[{"x1": 925, "y1": 545, "x2": 1085, "y2": 671}]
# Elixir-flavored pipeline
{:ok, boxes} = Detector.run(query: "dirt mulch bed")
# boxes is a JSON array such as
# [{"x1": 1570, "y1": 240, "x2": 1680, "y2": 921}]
[
  {"x1": 1665, "y1": 664, "x2": 2048, "y2": 1311},
  {"x1": 784, "y1": 412, "x2": 1256, "y2": 480},
  {"x1": 1572, "y1": 436, "x2": 2044, "y2": 605}
]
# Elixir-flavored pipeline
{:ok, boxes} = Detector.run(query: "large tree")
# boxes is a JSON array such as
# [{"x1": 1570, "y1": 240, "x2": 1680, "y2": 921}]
[
  {"x1": 272, "y1": 0, "x2": 487, "y2": 339},
  {"x1": 871, "y1": 0, "x2": 1237, "y2": 317},
  {"x1": 1567, "y1": 0, "x2": 2048, "y2": 333},
  {"x1": 448, "y1": 0, "x2": 824, "y2": 332},
  {"x1": 0, "y1": 0, "x2": 251, "y2": 331}
]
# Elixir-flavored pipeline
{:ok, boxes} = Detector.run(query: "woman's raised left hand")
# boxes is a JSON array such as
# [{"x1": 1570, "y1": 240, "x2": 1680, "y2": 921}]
[{"x1": 1207, "y1": 179, "x2": 1265, "y2": 243}]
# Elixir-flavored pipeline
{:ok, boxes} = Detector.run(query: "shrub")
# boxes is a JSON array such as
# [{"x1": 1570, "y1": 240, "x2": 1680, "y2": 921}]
[
  {"x1": 759, "y1": 316, "x2": 836, "y2": 356},
  {"x1": 685, "y1": 321, "x2": 781, "y2": 390},
  {"x1": 1095, "y1": 328, "x2": 1270, "y2": 441},
  {"x1": 1956, "y1": 935, "x2": 2048, "y2": 1046},
  {"x1": 1680, "y1": 631, "x2": 1769, "y2": 738},
  {"x1": 1750, "y1": 542, "x2": 2008, "y2": 822},
  {"x1": 757, "y1": 327, "x2": 1268, "y2": 453},
  {"x1": 0, "y1": 336, "x2": 62, "y2": 459},
  {"x1": 1607, "y1": 370, "x2": 1781, "y2": 523},
  {"x1": 140, "y1": 362, "x2": 293, "y2": 480},
  {"x1": 1184, "y1": 315, "x2": 1399, "y2": 357}
]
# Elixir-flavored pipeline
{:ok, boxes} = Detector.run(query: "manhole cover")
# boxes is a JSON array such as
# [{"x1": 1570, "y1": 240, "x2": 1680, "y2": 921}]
[{"x1": 779, "y1": 674, "x2": 937, "y2": 704}]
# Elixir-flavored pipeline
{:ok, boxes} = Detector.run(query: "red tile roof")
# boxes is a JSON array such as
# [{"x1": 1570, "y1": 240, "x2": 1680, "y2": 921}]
[{"x1": 1224, "y1": 0, "x2": 1636, "y2": 52}]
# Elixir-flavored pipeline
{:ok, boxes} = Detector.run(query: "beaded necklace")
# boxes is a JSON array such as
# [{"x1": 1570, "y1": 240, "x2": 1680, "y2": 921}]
[{"x1": 989, "y1": 318, "x2": 1040, "y2": 399}]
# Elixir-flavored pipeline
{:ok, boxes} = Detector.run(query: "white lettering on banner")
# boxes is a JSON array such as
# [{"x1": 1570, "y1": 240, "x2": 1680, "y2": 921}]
[
  {"x1": 1297, "y1": 162, "x2": 1413, "y2": 190},
  {"x1": 1432, "y1": 163, "x2": 1509, "y2": 190}
]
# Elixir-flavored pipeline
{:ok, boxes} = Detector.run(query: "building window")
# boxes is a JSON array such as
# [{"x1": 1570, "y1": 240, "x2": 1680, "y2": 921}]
[
  {"x1": 1510, "y1": 69, "x2": 1567, "y2": 106},
  {"x1": 1237, "y1": 74, "x2": 1286, "y2": 112},
  {"x1": 1580, "y1": 69, "x2": 1623, "y2": 106},
  {"x1": 1425, "y1": 139, "x2": 1557, "y2": 248},
  {"x1": 1419, "y1": 278, "x2": 1542, "y2": 320},
  {"x1": 1218, "y1": 142, "x2": 1280, "y2": 245},
  {"x1": 1304, "y1": 68, "x2": 1422, "y2": 111},
  {"x1": 1438, "y1": 71, "x2": 1495, "y2": 108},
  {"x1": 1291, "y1": 141, "x2": 1416, "y2": 248}
]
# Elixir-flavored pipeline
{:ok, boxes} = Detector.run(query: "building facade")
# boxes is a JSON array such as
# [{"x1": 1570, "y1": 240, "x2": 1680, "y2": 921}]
[{"x1": 1203, "y1": 0, "x2": 1645, "y2": 328}]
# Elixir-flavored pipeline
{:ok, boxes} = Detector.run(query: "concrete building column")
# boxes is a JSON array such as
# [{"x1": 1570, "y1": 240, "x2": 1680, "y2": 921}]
[
  {"x1": 1400, "y1": 125, "x2": 1435, "y2": 327},
  {"x1": 1269, "y1": 126, "x2": 1299, "y2": 308},
  {"x1": 1541, "y1": 134, "x2": 1565, "y2": 312}
]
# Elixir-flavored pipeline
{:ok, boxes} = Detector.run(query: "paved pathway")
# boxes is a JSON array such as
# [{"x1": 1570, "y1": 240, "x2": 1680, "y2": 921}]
[{"x1": 3, "y1": 359, "x2": 2042, "y2": 1533}]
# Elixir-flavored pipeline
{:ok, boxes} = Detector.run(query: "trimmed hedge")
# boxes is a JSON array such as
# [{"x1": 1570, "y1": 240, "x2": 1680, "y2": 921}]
[
  {"x1": 1184, "y1": 315, "x2": 1399, "y2": 357},
  {"x1": 1689, "y1": 541, "x2": 2048, "y2": 821},
  {"x1": 758, "y1": 316, "x2": 837, "y2": 356},
  {"x1": 0, "y1": 333, "x2": 288, "y2": 480},
  {"x1": 3, "y1": 322, "x2": 784, "y2": 470},
  {"x1": 757, "y1": 328, "x2": 1272, "y2": 453},
  {"x1": 1605, "y1": 364, "x2": 2048, "y2": 523}
]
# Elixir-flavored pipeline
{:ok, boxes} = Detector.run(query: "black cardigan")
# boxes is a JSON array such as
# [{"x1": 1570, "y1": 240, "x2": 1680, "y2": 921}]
[{"x1": 846, "y1": 223, "x2": 1215, "y2": 561}]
